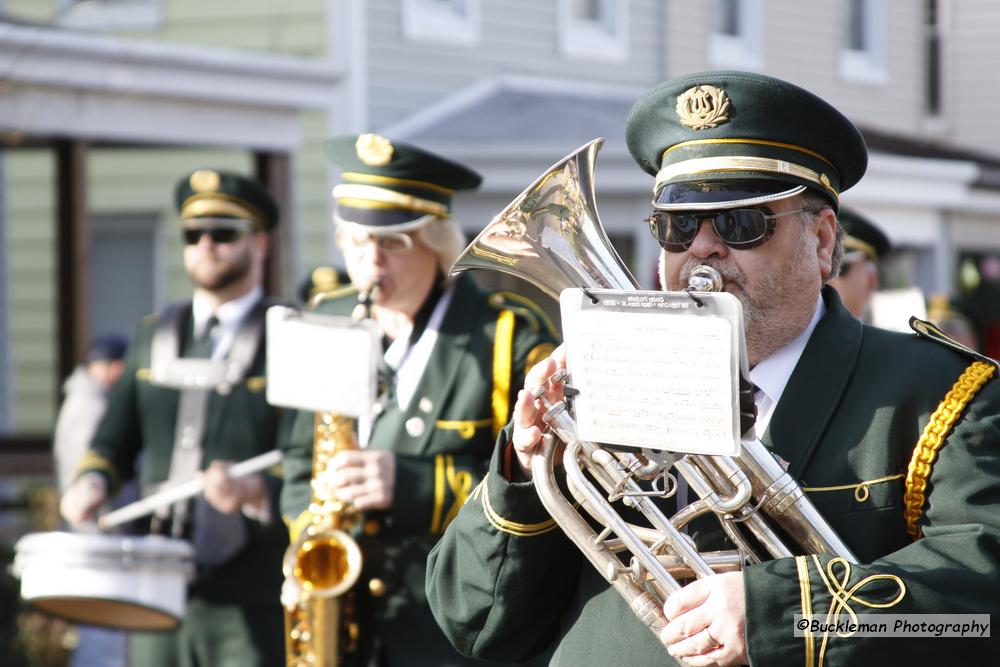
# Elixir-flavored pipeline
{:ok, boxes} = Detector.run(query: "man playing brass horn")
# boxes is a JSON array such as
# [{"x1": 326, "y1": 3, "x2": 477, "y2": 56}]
[
  {"x1": 427, "y1": 71, "x2": 1000, "y2": 665},
  {"x1": 280, "y1": 135, "x2": 557, "y2": 666}
]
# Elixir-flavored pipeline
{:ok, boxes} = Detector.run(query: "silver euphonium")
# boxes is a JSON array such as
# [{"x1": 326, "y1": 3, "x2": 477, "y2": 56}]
[{"x1": 450, "y1": 138, "x2": 857, "y2": 639}]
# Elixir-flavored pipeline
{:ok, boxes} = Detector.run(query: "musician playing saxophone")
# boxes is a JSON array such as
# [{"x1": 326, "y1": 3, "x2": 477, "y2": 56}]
[
  {"x1": 280, "y1": 135, "x2": 557, "y2": 667},
  {"x1": 426, "y1": 72, "x2": 1000, "y2": 666}
]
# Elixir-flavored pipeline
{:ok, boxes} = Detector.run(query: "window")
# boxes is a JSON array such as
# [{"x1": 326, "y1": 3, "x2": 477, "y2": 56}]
[
  {"x1": 924, "y1": 0, "x2": 943, "y2": 116},
  {"x1": 560, "y1": 0, "x2": 628, "y2": 62},
  {"x1": 402, "y1": 0, "x2": 481, "y2": 46},
  {"x1": 89, "y1": 214, "x2": 162, "y2": 342},
  {"x1": 840, "y1": 0, "x2": 888, "y2": 84},
  {"x1": 55, "y1": 0, "x2": 162, "y2": 30},
  {"x1": 709, "y1": 0, "x2": 761, "y2": 69}
]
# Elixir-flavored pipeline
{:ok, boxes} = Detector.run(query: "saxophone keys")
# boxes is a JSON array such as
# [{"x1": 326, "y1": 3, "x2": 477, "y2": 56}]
[{"x1": 368, "y1": 577, "x2": 387, "y2": 596}]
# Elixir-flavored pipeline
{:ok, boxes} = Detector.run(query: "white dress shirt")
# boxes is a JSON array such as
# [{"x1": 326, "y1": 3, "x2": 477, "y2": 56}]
[
  {"x1": 191, "y1": 285, "x2": 263, "y2": 360},
  {"x1": 748, "y1": 294, "x2": 826, "y2": 440}
]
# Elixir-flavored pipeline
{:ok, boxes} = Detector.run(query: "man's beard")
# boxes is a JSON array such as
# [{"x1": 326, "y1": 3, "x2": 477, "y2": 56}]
[
  {"x1": 189, "y1": 250, "x2": 252, "y2": 291},
  {"x1": 661, "y1": 241, "x2": 819, "y2": 364}
]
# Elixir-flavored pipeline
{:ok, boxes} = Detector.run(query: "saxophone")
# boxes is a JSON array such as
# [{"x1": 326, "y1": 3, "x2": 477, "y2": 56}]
[{"x1": 283, "y1": 286, "x2": 378, "y2": 667}]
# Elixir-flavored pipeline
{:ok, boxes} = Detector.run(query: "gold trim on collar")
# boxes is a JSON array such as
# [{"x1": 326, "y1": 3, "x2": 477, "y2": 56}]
[
  {"x1": 654, "y1": 156, "x2": 839, "y2": 200},
  {"x1": 843, "y1": 235, "x2": 878, "y2": 262},
  {"x1": 662, "y1": 138, "x2": 837, "y2": 170},
  {"x1": 341, "y1": 171, "x2": 455, "y2": 196},
  {"x1": 181, "y1": 194, "x2": 265, "y2": 228},
  {"x1": 332, "y1": 184, "x2": 449, "y2": 217}
]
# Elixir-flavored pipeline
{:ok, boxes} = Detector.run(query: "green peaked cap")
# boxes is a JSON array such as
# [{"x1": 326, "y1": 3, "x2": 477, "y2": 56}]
[
  {"x1": 174, "y1": 169, "x2": 279, "y2": 230},
  {"x1": 625, "y1": 70, "x2": 867, "y2": 210}
]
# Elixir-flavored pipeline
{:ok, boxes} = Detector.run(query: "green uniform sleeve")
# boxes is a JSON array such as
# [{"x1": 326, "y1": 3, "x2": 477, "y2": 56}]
[
  {"x1": 744, "y1": 381, "x2": 1000, "y2": 665},
  {"x1": 75, "y1": 323, "x2": 147, "y2": 493},
  {"x1": 278, "y1": 406, "x2": 316, "y2": 528},
  {"x1": 426, "y1": 427, "x2": 581, "y2": 663}
]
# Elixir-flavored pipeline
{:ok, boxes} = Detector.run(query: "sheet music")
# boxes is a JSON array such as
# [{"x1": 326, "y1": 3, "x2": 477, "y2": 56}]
[
  {"x1": 562, "y1": 290, "x2": 743, "y2": 456},
  {"x1": 265, "y1": 306, "x2": 379, "y2": 417}
]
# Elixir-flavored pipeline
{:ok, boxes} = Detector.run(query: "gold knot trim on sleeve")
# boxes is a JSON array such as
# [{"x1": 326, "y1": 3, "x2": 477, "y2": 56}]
[
  {"x1": 431, "y1": 454, "x2": 473, "y2": 535},
  {"x1": 904, "y1": 360, "x2": 995, "y2": 540},
  {"x1": 797, "y1": 555, "x2": 907, "y2": 667}
]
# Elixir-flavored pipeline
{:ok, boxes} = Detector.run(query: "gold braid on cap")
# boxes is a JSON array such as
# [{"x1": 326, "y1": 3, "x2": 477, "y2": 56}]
[
  {"x1": 654, "y1": 156, "x2": 839, "y2": 201},
  {"x1": 842, "y1": 235, "x2": 878, "y2": 262},
  {"x1": 332, "y1": 184, "x2": 449, "y2": 217},
  {"x1": 181, "y1": 192, "x2": 266, "y2": 229},
  {"x1": 657, "y1": 137, "x2": 840, "y2": 200},
  {"x1": 341, "y1": 171, "x2": 456, "y2": 196}
]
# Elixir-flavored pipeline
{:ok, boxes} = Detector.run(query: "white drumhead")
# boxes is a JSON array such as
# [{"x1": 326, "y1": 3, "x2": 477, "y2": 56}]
[{"x1": 14, "y1": 531, "x2": 194, "y2": 631}]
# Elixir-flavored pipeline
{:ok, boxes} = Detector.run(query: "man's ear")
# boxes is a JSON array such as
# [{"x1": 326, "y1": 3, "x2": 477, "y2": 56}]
[
  {"x1": 253, "y1": 231, "x2": 270, "y2": 261},
  {"x1": 815, "y1": 208, "x2": 837, "y2": 281}
]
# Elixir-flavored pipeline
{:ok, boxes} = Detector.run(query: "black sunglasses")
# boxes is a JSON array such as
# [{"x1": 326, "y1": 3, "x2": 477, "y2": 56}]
[
  {"x1": 182, "y1": 226, "x2": 247, "y2": 246},
  {"x1": 647, "y1": 207, "x2": 808, "y2": 253}
]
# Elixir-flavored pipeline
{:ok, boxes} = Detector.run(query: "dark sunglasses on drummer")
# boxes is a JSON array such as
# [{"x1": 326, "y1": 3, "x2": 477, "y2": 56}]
[
  {"x1": 646, "y1": 207, "x2": 809, "y2": 253},
  {"x1": 182, "y1": 224, "x2": 248, "y2": 245}
]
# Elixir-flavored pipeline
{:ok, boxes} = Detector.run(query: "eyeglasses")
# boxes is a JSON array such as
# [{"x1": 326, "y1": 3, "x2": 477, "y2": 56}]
[
  {"x1": 344, "y1": 230, "x2": 414, "y2": 254},
  {"x1": 182, "y1": 226, "x2": 247, "y2": 246},
  {"x1": 647, "y1": 207, "x2": 809, "y2": 253}
]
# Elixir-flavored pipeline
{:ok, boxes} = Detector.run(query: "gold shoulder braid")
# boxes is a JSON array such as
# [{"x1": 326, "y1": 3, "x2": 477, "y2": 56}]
[{"x1": 904, "y1": 360, "x2": 995, "y2": 540}]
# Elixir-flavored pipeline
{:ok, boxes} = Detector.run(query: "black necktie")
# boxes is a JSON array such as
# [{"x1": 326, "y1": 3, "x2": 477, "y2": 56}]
[{"x1": 188, "y1": 315, "x2": 219, "y2": 359}]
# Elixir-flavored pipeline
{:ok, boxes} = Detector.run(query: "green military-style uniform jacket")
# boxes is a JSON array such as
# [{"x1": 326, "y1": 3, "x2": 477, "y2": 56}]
[
  {"x1": 281, "y1": 273, "x2": 557, "y2": 667},
  {"x1": 426, "y1": 287, "x2": 1000, "y2": 666},
  {"x1": 77, "y1": 297, "x2": 289, "y2": 665}
]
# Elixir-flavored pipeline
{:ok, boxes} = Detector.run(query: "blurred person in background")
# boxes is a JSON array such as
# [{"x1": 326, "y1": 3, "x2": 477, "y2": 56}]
[
  {"x1": 828, "y1": 207, "x2": 891, "y2": 320},
  {"x1": 52, "y1": 333, "x2": 131, "y2": 667}
]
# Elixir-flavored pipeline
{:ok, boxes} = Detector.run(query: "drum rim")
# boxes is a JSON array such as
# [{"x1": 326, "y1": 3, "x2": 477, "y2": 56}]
[
  {"x1": 26, "y1": 594, "x2": 183, "y2": 632},
  {"x1": 14, "y1": 531, "x2": 195, "y2": 561}
]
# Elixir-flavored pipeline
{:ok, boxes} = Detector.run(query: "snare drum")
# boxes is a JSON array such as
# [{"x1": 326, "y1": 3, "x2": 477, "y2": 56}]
[{"x1": 13, "y1": 531, "x2": 194, "y2": 631}]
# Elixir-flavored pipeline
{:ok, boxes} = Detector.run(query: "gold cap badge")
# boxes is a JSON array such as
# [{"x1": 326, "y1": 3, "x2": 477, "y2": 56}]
[
  {"x1": 356, "y1": 133, "x2": 394, "y2": 167},
  {"x1": 189, "y1": 169, "x2": 221, "y2": 193},
  {"x1": 676, "y1": 85, "x2": 731, "y2": 131}
]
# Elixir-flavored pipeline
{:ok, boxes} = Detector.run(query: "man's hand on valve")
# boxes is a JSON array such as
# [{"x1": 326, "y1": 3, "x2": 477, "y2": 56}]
[
  {"x1": 510, "y1": 344, "x2": 568, "y2": 480},
  {"x1": 317, "y1": 450, "x2": 396, "y2": 511},
  {"x1": 201, "y1": 460, "x2": 267, "y2": 515},
  {"x1": 660, "y1": 571, "x2": 748, "y2": 667}
]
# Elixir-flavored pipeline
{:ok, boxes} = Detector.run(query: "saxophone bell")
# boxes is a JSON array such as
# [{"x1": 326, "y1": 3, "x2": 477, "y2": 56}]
[{"x1": 283, "y1": 281, "x2": 380, "y2": 666}]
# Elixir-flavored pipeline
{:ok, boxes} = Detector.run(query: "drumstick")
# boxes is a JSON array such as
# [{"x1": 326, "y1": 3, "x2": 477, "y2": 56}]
[{"x1": 97, "y1": 449, "x2": 283, "y2": 530}]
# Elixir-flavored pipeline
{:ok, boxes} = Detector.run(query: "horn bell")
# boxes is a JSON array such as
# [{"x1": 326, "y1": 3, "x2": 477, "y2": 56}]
[{"x1": 450, "y1": 138, "x2": 640, "y2": 298}]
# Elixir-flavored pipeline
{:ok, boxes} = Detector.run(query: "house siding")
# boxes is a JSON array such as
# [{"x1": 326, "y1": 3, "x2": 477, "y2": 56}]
[
  {"x1": 364, "y1": 0, "x2": 665, "y2": 131},
  {"x1": 2, "y1": 0, "x2": 332, "y2": 432},
  {"x1": 947, "y1": 0, "x2": 1000, "y2": 151}
]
